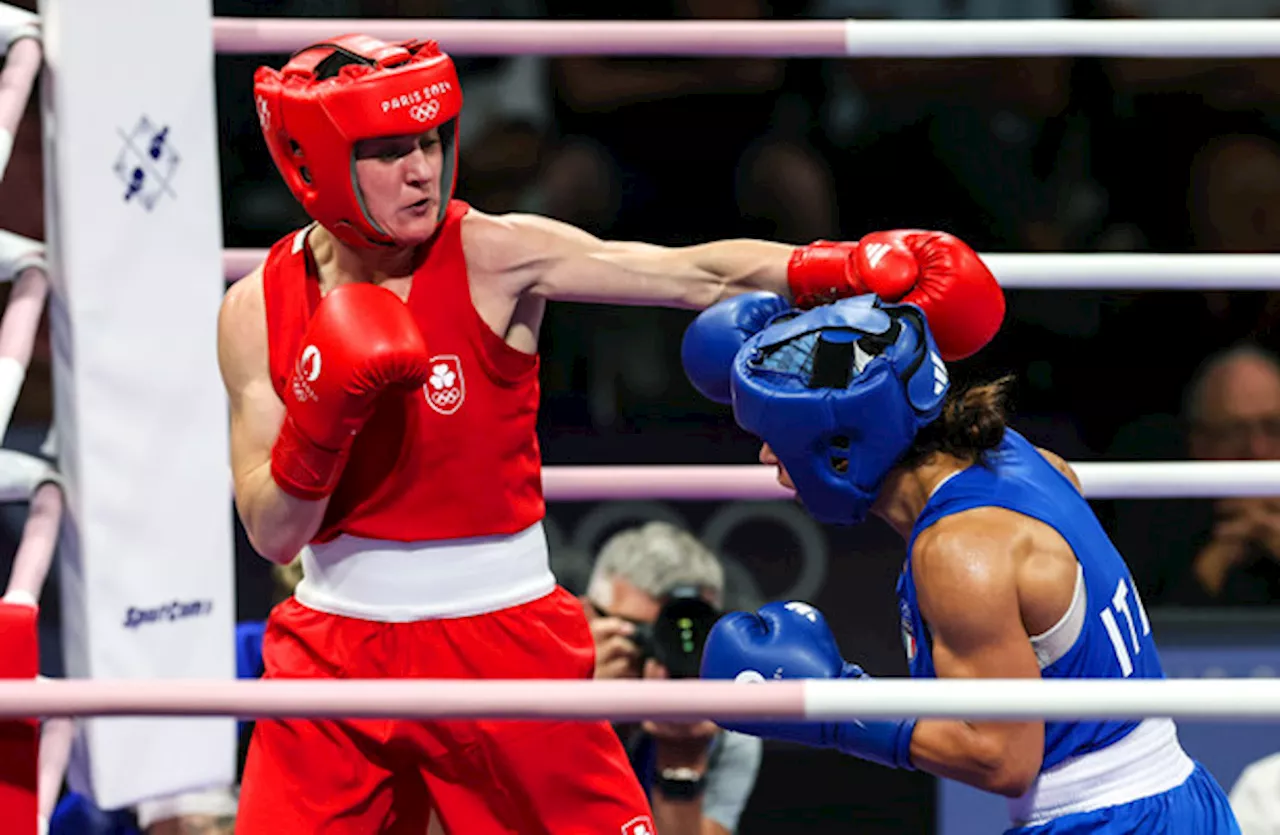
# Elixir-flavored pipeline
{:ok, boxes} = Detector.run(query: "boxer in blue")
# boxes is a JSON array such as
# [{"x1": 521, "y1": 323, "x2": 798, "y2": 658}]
[{"x1": 681, "y1": 292, "x2": 1241, "y2": 834}]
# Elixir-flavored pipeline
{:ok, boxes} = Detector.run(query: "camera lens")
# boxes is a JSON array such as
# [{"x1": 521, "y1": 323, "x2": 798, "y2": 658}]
[{"x1": 651, "y1": 588, "x2": 720, "y2": 679}]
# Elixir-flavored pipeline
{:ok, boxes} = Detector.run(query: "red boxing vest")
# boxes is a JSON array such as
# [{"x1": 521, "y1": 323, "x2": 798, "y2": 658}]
[{"x1": 263, "y1": 200, "x2": 545, "y2": 543}]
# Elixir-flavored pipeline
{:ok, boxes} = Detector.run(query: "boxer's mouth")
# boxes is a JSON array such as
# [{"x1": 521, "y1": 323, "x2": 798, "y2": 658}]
[{"x1": 404, "y1": 197, "x2": 434, "y2": 215}]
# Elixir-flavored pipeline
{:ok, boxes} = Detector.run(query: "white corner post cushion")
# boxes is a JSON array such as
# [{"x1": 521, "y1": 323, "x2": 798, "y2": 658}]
[
  {"x1": 0, "y1": 3, "x2": 40, "y2": 52},
  {"x1": 40, "y1": 0, "x2": 236, "y2": 809},
  {"x1": 0, "y1": 229, "x2": 46, "y2": 282}
]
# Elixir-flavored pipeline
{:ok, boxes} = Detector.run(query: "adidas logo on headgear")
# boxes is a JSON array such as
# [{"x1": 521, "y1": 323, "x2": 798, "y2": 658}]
[{"x1": 930, "y1": 350, "x2": 948, "y2": 395}]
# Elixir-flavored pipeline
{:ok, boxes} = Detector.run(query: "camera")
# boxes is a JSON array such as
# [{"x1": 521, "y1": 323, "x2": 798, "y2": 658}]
[{"x1": 631, "y1": 585, "x2": 721, "y2": 679}]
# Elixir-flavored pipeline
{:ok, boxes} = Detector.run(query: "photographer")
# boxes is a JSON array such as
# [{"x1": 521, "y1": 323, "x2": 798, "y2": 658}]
[{"x1": 584, "y1": 522, "x2": 762, "y2": 835}]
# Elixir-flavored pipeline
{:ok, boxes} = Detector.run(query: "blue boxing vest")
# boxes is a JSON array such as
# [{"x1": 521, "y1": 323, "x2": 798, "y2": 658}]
[{"x1": 898, "y1": 429, "x2": 1162, "y2": 771}]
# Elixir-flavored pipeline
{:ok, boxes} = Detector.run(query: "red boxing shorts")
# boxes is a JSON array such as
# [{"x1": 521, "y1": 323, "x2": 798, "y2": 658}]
[
  {"x1": 236, "y1": 587, "x2": 655, "y2": 835},
  {"x1": 0, "y1": 601, "x2": 38, "y2": 835}
]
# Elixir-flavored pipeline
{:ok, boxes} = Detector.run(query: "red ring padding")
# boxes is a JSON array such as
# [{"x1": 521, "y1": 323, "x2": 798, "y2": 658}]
[{"x1": 0, "y1": 601, "x2": 38, "y2": 834}]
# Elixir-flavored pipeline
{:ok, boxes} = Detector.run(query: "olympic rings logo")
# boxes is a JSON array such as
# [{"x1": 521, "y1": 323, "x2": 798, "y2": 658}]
[
  {"x1": 431, "y1": 389, "x2": 461, "y2": 406},
  {"x1": 409, "y1": 100, "x2": 440, "y2": 123},
  {"x1": 544, "y1": 499, "x2": 829, "y2": 611},
  {"x1": 424, "y1": 355, "x2": 465, "y2": 415}
]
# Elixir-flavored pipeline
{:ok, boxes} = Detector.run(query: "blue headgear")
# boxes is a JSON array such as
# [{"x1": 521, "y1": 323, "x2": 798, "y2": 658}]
[{"x1": 731, "y1": 295, "x2": 950, "y2": 526}]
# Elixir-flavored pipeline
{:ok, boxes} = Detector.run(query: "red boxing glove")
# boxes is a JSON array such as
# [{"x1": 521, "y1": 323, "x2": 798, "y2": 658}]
[
  {"x1": 786, "y1": 230, "x2": 1005, "y2": 361},
  {"x1": 271, "y1": 283, "x2": 431, "y2": 500}
]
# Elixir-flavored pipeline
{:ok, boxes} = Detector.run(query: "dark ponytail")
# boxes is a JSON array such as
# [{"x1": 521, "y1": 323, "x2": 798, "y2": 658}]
[{"x1": 898, "y1": 375, "x2": 1014, "y2": 469}]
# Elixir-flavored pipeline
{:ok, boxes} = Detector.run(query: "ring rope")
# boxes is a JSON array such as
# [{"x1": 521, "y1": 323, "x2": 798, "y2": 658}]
[
  {"x1": 223, "y1": 250, "x2": 1280, "y2": 291},
  {"x1": 212, "y1": 17, "x2": 1280, "y2": 58},
  {"x1": 3, "y1": 483, "x2": 61, "y2": 607},
  {"x1": 36, "y1": 717, "x2": 72, "y2": 825},
  {"x1": 0, "y1": 36, "x2": 41, "y2": 181},
  {"x1": 0, "y1": 678, "x2": 1275, "y2": 721},
  {"x1": 539, "y1": 461, "x2": 1280, "y2": 501},
  {"x1": 0, "y1": 266, "x2": 48, "y2": 439}
]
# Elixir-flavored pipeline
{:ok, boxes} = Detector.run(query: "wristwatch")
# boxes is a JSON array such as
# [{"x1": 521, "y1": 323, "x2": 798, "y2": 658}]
[{"x1": 655, "y1": 766, "x2": 706, "y2": 801}]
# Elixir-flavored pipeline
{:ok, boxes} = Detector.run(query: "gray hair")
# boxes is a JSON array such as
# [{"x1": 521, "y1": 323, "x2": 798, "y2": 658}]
[
  {"x1": 1183, "y1": 342, "x2": 1280, "y2": 425},
  {"x1": 586, "y1": 521, "x2": 724, "y2": 608}
]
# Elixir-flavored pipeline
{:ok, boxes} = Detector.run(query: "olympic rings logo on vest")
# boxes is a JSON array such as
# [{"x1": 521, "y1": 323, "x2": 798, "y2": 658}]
[{"x1": 424, "y1": 354, "x2": 465, "y2": 415}]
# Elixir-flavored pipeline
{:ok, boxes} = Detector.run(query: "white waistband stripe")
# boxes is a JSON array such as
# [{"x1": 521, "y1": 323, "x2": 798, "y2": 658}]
[
  {"x1": 294, "y1": 522, "x2": 555, "y2": 622},
  {"x1": 1008, "y1": 718, "x2": 1195, "y2": 827}
]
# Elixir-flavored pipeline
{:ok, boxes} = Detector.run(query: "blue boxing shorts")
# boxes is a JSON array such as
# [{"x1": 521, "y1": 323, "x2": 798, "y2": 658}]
[
  {"x1": 1007, "y1": 763, "x2": 1240, "y2": 834},
  {"x1": 1005, "y1": 718, "x2": 1240, "y2": 834}
]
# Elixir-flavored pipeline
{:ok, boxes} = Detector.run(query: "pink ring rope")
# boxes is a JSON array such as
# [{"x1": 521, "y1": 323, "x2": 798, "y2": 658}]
[
  {"x1": 213, "y1": 19, "x2": 845, "y2": 57},
  {"x1": 0, "y1": 264, "x2": 49, "y2": 445},
  {"x1": 0, "y1": 679, "x2": 807, "y2": 721},
  {"x1": 209, "y1": 18, "x2": 1280, "y2": 58},
  {"x1": 4, "y1": 678, "x2": 1280, "y2": 721},
  {"x1": 0, "y1": 266, "x2": 47, "y2": 367},
  {"x1": 36, "y1": 716, "x2": 71, "y2": 822},
  {"x1": 543, "y1": 465, "x2": 791, "y2": 501},
  {"x1": 4, "y1": 482, "x2": 61, "y2": 605},
  {"x1": 0, "y1": 36, "x2": 40, "y2": 179}
]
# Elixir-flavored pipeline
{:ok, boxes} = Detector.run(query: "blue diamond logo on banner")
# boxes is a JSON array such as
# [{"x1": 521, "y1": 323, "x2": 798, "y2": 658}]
[{"x1": 112, "y1": 116, "x2": 179, "y2": 211}]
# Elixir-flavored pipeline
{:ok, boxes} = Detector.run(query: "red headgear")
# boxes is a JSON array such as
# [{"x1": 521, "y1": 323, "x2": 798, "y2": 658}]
[{"x1": 253, "y1": 34, "x2": 463, "y2": 249}]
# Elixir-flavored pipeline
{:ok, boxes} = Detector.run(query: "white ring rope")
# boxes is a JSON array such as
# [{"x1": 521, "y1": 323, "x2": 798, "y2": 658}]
[
  {"x1": 222, "y1": 250, "x2": 1280, "y2": 291},
  {"x1": 212, "y1": 17, "x2": 1280, "y2": 58},
  {"x1": 0, "y1": 678, "x2": 1276, "y2": 721},
  {"x1": 539, "y1": 461, "x2": 1280, "y2": 501},
  {"x1": 802, "y1": 679, "x2": 1280, "y2": 721},
  {"x1": 975, "y1": 253, "x2": 1280, "y2": 291}
]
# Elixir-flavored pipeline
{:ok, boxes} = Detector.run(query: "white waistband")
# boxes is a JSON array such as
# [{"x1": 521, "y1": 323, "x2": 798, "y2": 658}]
[
  {"x1": 293, "y1": 522, "x2": 556, "y2": 622},
  {"x1": 1008, "y1": 718, "x2": 1196, "y2": 827}
]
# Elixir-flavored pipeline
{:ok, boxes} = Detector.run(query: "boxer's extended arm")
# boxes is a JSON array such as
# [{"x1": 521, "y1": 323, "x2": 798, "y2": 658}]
[
  {"x1": 472, "y1": 211, "x2": 793, "y2": 310},
  {"x1": 908, "y1": 520, "x2": 1045, "y2": 797},
  {"x1": 472, "y1": 214, "x2": 1003, "y2": 362},
  {"x1": 217, "y1": 270, "x2": 327, "y2": 564}
]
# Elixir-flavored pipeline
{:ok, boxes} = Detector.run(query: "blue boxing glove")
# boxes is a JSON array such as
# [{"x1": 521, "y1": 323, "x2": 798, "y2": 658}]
[
  {"x1": 682, "y1": 291, "x2": 791, "y2": 404},
  {"x1": 700, "y1": 601, "x2": 916, "y2": 770}
]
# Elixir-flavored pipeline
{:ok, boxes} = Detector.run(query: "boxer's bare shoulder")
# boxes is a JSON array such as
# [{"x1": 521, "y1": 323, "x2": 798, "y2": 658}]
[
  {"x1": 912, "y1": 507, "x2": 1023, "y2": 589},
  {"x1": 912, "y1": 505, "x2": 1079, "y2": 639},
  {"x1": 221, "y1": 264, "x2": 266, "y2": 322},
  {"x1": 218, "y1": 265, "x2": 269, "y2": 391},
  {"x1": 218, "y1": 264, "x2": 287, "y2": 510},
  {"x1": 1035, "y1": 446, "x2": 1083, "y2": 494},
  {"x1": 459, "y1": 208, "x2": 604, "y2": 287}
]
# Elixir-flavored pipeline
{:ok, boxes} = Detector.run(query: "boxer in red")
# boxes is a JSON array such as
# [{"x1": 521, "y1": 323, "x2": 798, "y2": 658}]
[{"x1": 218, "y1": 34, "x2": 1005, "y2": 834}]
